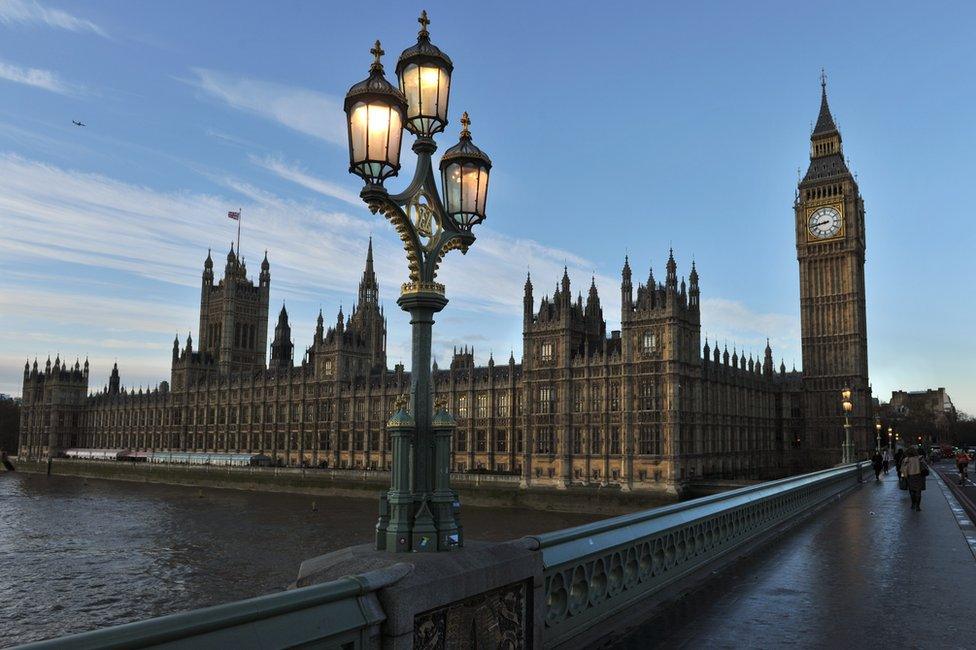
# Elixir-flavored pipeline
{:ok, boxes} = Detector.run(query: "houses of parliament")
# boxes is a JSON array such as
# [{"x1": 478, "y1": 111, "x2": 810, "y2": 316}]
[{"x1": 17, "y1": 82, "x2": 873, "y2": 494}]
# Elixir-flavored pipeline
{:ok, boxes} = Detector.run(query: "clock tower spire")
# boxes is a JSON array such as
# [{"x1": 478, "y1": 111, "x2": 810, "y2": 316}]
[{"x1": 795, "y1": 74, "x2": 871, "y2": 465}]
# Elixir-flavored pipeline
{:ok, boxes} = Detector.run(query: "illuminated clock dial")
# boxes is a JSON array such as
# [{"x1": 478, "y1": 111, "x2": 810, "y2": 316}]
[{"x1": 808, "y1": 206, "x2": 842, "y2": 239}]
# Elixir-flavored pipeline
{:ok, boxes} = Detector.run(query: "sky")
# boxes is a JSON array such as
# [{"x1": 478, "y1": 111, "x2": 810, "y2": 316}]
[{"x1": 0, "y1": 1, "x2": 973, "y2": 413}]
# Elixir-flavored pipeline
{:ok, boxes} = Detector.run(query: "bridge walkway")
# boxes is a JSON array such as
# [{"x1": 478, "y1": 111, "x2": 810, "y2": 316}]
[{"x1": 616, "y1": 463, "x2": 976, "y2": 649}]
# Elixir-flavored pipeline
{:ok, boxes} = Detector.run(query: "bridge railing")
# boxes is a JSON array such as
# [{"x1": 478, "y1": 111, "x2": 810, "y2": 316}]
[
  {"x1": 524, "y1": 461, "x2": 868, "y2": 648},
  {"x1": 19, "y1": 564, "x2": 412, "y2": 650}
]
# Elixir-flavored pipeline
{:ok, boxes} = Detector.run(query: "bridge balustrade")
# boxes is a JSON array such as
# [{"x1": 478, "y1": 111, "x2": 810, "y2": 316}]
[{"x1": 526, "y1": 461, "x2": 868, "y2": 648}]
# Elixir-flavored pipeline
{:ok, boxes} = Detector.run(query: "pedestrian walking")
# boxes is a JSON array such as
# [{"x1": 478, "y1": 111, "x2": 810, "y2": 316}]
[
  {"x1": 871, "y1": 450, "x2": 883, "y2": 481},
  {"x1": 882, "y1": 448, "x2": 892, "y2": 475},
  {"x1": 894, "y1": 448, "x2": 905, "y2": 476},
  {"x1": 955, "y1": 448, "x2": 970, "y2": 486},
  {"x1": 901, "y1": 447, "x2": 928, "y2": 511}
]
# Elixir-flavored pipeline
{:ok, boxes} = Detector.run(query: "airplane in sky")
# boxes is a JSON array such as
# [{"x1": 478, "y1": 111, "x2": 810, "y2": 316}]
[{"x1": 72, "y1": 120, "x2": 86, "y2": 127}]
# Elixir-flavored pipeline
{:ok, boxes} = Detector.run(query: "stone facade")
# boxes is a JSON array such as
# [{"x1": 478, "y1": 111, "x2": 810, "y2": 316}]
[
  {"x1": 17, "y1": 241, "x2": 803, "y2": 494},
  {"x1": 18, "y1": 86, "x2": 871, "y2": 494}
]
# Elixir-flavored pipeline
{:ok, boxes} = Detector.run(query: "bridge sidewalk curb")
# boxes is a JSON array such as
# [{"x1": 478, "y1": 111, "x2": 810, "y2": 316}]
[{"x1": 932, "y1": 467, "x2": 976, "y2": 562}]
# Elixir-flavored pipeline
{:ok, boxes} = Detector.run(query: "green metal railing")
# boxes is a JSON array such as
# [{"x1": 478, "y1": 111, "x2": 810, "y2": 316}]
[
  {"x1": 525, "y1": 462, "x2": 869, "y2": 648},
  {"x1": 19, "y1": 565, "x2": 411, "y2": 650}
]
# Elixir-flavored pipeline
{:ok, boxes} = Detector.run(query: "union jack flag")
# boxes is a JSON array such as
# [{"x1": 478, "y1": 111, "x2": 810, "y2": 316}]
[{"x1": 227, "y1": 211, "x2": 240, "y2": 220}]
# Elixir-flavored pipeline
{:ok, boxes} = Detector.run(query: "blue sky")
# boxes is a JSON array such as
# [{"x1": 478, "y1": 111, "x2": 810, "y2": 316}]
[{"x1": 0, "y1": 1, "x2": 973, "y2": 413}]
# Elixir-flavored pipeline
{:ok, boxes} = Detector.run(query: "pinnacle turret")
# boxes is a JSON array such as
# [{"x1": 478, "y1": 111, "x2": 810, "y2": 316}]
[
  {"x1": 666, "y1": 248, "x2": 677, "y2": 290},
  {"x1": 270, "y1": 303, "x2": 293, "y2": 369}
]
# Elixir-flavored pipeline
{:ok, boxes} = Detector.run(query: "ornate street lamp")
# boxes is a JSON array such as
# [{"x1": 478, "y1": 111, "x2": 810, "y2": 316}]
[
  {"x1": 841, "y1": 387, "x2": 854, "y2": 464},
  {"x1": 344, "y1": 41, "x2": 408, "y2": 186},
  {"x1": 396, "y1": 10, "x2": 452, "y2": 139},
  {"x1": 875, "y1": 417, "x2": 882, "y2": 453},
  {"x1": 888, "y1": 426, "x2": 893, "y2": 450},
  {"x1": 344, "y1": 12, "x2": 492, "y2": 553}
]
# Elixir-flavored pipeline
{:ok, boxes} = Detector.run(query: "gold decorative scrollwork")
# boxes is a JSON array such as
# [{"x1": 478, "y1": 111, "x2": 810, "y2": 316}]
[
  {"x1": 407, "y1": 193, "x2": 442, "y2": 253},
  {"x1": 431, "y1": 237, "x2": 468, "y2": 279}
]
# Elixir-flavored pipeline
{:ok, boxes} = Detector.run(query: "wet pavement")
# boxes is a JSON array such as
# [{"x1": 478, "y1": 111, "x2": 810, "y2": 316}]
[{"x1": 616, "y1": 465, "x2": 976, "y2": 649}]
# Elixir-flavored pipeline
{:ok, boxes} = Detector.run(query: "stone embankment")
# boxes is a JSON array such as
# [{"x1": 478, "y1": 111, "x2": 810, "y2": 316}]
[{"x1": 12, "y1": 458, "x2": 681, "y2": 515}]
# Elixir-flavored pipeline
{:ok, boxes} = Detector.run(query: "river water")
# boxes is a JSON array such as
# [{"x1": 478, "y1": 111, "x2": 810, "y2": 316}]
[{"x1": 0, "y1": 473, "x2": 604, "y2": 647}]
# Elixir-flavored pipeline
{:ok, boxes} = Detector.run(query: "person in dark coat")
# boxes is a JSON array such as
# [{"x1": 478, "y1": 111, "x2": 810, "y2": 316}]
[
  {"x1": 902, "y1": 447, "x2": 927, "y2": 511},
  {"x1": 871, "y1": 450, "x2": 884, "y2": 481},
  {"x1": 894, "y1": 448, "x2": 905, "y2": 475}
]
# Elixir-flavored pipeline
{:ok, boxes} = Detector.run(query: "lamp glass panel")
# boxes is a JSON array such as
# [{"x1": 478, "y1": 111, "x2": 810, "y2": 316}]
[
  {"x1": 401, "y1": 65, "x2": 419, "y2": 111},
  {"x1": 366, "y1": 104, "x2": 392, "y2": 164},
  {"x1": 401, "y1": 63, "x2": 450, "y2": 131},
  {"x1": 475, "y1": 164, "x2": 488, "y2": 215},
  {"x1": 420, "y1": 66, "x2": 445, "y2": 120},
  {"x1": 387, "y1": 108, "x2": 403, "y2": 167},
  {"x1": 349, "y1": 102, "x2": 369, "y2": 164},
  {"x1": 444, "y1": 162, "x2": 462, "y2": 214}
]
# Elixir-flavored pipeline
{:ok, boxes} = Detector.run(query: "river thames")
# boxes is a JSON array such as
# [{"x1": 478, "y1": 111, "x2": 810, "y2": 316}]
[{"x1": 0, "y1": 473, "x2": 604, "y2": 647}]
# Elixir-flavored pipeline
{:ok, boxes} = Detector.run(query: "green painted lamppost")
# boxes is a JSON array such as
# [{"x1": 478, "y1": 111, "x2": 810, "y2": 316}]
[
  {"x1": 841, "y1": 387, "x2": 854, "y2": 463},
  {"x1": 343, "y1": 12, "x2": 492, "y2": 553}
]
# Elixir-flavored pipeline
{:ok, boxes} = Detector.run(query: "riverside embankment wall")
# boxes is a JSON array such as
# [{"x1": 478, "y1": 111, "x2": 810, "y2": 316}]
[{"x1": 11, "y1": 459, "x2": 683, "y2": 515}]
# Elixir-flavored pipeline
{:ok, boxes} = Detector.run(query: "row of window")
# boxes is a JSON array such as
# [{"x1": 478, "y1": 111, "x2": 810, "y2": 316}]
[
  {"x1": 538, "y1": 382, "x2": 659, "y2": 413},
  {"x1": 537, "y1": 332, "x2": 659, "y2": 363}
]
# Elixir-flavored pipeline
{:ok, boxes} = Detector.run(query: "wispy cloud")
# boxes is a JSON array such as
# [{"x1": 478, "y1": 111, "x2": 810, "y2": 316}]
[
  {"x1": 205, "y1": 128, "x2": 259, "y2": 150},
  {"x1": 0, "y1": 0, "x2": 106, "y2": 37},
  {"x1": 0, "y1": 59, "x2": 75, "y2": 94},
  {"x1": 184, "y1": 68, "x2": 345, "y2": 145},
  {"x1": 700, "y1": 297, "x2": 800, "y2": 364},
  {"x1": 250, "y1": 154, "x2": 363, "y2": 207}
]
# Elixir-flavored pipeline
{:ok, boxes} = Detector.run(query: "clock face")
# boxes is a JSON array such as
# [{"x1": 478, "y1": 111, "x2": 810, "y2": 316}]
[{"x1": 808, "y1": 206, "x2": 842, "y2": 239}]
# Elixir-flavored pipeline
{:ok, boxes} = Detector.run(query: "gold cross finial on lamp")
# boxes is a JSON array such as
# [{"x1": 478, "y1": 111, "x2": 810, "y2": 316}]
[
  {"x1": 460, "y1": 111, "x2": 471, "y2": 137},
  {"x1": 418, "y1": 10, "x2": 430, "y2": 36},
  {"x1": 370, "y1": 40, "x2": 385, "y2": 70}
]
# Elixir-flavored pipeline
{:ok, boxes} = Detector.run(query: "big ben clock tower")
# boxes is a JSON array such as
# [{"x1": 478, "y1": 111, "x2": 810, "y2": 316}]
[{"x1": 795, "y1": 75, "x2": 871, "y2": 464}]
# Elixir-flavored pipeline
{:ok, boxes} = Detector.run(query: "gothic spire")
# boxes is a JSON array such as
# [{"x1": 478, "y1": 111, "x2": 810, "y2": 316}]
[
  {"x1": 358, "y1": 238, "x2": 379, "y2": 306},
  {"x1": 813, "y1": 69, "x2": 838, "y2": 136}
]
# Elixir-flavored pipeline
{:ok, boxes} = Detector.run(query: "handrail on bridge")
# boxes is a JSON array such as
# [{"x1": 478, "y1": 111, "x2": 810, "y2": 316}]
[
  {"x1": 525, "y1": 462, "x2": 867, "y2": 557},
  {"x1": 20, "y1": 564, "x2": 412, "y2": 650},
  {"x1": 533, "y1": 461, "x2": 869, "y2": 648}
]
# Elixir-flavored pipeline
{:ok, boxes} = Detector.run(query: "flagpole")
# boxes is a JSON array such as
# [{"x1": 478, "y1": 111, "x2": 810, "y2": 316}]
[{"x1": 237, "y1": 207, "x2": 242, "y2": 254}]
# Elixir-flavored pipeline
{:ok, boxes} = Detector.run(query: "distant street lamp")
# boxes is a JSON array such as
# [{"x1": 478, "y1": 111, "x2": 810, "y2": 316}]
[
  {"x1": 841, "y1": 387, "x2": 854, "y2": 463},
  {"x1": 875, "y1": 418, "x2": 882, "y2": 453},
  {"x1": 888, "y1": 426, "x2": 893, "y2": 450},
  {"x1": 343, "y1": 12, "x2": 492, "y2": 553}
]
